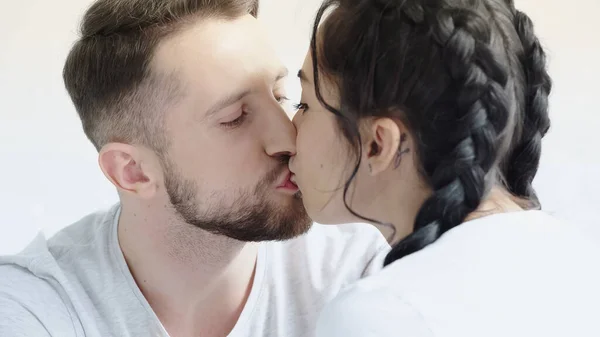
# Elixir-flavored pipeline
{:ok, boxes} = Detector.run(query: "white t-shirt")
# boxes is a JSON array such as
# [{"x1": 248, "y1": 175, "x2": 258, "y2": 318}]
[
  {"x1": 317, "y1": 211, "x2": 600, "y2": 337},
  {"x1": 0, "y1": 204, "x2": 389, "y2": 337}
]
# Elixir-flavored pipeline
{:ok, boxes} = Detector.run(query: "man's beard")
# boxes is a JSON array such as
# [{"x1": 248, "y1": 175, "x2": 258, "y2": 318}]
[{"x1": 163, "y1": 160, "x2": 311, "y2": 242}]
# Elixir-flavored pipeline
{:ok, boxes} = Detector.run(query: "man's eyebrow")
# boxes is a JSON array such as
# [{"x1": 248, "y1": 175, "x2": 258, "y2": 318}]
[
  {"x1": 205, "y1": 89, "x2": 252, "y2": 118},
  {"x1": 297, "y1": 69, "x2": 309, "y2": 83}
]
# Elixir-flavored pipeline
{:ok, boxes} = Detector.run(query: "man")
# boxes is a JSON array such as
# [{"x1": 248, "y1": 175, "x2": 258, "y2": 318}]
[{"x1": 0, "y1": 0, "x2": 389, "y2": 336}]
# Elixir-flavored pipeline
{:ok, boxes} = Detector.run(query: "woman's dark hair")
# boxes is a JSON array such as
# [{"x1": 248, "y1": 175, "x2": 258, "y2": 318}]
[{"x1": 309, "y1": 0, "x2": 551, "y2": 266}]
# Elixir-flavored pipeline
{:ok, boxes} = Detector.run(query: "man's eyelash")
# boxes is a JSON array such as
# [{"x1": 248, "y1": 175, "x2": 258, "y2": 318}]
[
  {"x1": 220, "y1": 112, "x2": 248, "y2": 128},
  {"x1": 277, "y1": 96, "x2": 290, "y2": 104}
]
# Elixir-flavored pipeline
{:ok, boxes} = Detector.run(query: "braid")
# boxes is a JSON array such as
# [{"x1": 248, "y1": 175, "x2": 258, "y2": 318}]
[
  {"x1": 384, "y1": 5, "x2": 511, "y2": 265},
  {"x1": 503, "y1": 8, "x2": 552, "y2": 207}
]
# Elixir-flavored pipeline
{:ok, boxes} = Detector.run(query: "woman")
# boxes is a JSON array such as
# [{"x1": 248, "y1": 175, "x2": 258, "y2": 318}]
[{"x1": 289, "y1": 0, "x2": 600, "y2": 336}]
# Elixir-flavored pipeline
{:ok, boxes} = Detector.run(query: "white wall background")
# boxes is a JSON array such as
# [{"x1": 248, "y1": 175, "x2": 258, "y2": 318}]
[{"x1": 1, "y1": 0, "x2": 598, "y2": 255}]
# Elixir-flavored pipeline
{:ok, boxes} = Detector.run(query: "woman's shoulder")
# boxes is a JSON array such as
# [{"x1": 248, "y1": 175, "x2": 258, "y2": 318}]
[
  {"x1": 450, "y1": 210, "x2": 599, "y2": 256},
  {"x1": 375, "y1": 211, "x2": 600, "y2": 287},
  {"x1": 413, "y1": 210, "x2": 599, "y2": 259},
  {"x1": 315, "y1": 210, "x2": 600, "y2": 337}
]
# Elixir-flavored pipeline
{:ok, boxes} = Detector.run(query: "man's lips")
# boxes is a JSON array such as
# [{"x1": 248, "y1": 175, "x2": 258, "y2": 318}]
[{"x1": 277, "y1": 171, "x2": 298, "y2": 190}]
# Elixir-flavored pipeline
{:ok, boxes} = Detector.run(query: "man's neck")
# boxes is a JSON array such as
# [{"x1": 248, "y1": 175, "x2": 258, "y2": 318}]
[{"x1": 117, "y1": 201, "x2": 258, "y2": 337}]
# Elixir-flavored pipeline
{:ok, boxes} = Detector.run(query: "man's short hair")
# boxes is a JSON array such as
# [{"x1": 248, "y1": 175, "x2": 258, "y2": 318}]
[{"x1": 63, "y1": 0, "x2": 259, "y2": 152}]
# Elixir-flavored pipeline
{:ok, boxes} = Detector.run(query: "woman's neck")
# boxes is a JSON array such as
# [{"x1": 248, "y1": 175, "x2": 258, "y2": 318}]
[
  {"x1": 374, "y1": 186, "x2": 523, "y2": 244},
  {"x1": 464, "y1": 187, "x2": 524, "y2": 222}
]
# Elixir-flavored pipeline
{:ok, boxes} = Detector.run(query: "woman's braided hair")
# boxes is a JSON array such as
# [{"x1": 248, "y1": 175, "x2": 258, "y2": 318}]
[
  {"x1": 309, "y1": 0, "x2": 551, "y2": 265},
  {"x1": 502, "y1": 0, "x2": 552, "y2": 207}
]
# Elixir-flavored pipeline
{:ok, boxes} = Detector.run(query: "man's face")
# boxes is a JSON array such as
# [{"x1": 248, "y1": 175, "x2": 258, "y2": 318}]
[{"x1": 152, "y1": 14, "x2": 311, "y2": 241}]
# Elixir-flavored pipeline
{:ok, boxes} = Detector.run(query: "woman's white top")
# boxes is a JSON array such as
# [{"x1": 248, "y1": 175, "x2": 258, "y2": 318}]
[{"x1": 317, "y1": 211, "x2": 600, "y2": 337}]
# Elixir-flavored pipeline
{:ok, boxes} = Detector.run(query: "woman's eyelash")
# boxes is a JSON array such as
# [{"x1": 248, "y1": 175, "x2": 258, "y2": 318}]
[{"x1": 293, "y1": 103, "x2": 308, "y2": 112}]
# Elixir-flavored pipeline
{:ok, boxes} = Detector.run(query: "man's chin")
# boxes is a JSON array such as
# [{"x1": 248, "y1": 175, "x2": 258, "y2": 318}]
[
  {"x1": 197, "y1": 199, "x2": 312, "y2": 242},
  {"x1": 265, "y1": 203, "x2": 312, "y2": 241},
  {"x1": 272, "y1": 188, "x2": 303, "y2": 200}
]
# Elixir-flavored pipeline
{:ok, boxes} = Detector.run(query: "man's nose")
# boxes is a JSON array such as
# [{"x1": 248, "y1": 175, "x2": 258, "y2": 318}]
[{"x1": 264, "y1": 104, "x2": 297, "y2": 158}]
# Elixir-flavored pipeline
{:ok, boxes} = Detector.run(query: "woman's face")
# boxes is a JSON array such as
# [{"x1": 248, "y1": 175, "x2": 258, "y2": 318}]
[
  {"x1": 289, "y1": 50, "x2": 429, "y2": 236},
  {"x1": 289, "y1": 52, "x2": 360, "y2": 224}
]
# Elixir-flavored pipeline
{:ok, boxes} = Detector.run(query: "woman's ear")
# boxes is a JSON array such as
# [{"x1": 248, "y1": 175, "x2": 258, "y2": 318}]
[{"x1": 364, "y1": 118, "x2": 409, "y2": 176}]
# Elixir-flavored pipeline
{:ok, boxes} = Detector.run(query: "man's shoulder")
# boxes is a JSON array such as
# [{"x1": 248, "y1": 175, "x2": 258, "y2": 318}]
[
  {"x1": 0, "y1": 205, "x2": 120, "y2": 337},
  {"x1": 0, "y1": 264, "x2": 77, "y2": 336},
  {"x1": 0, "y1": 204, "x2": 120, "y2": 308},
  {"x1": 46, "y1": 204, "x2": 119, "y2": 252},
  {"x1": 0, "y1": 233, "x2": 76, "y2": 314},
  {"x1": 269, "y1": 223, "x2": 390, "y2": 278},
  {"x1": 0, "y1": 263, "x2": 61, "y2": 302},
  {"x1": 0, "y1": 204, "x2": 119, "y2": 271}
]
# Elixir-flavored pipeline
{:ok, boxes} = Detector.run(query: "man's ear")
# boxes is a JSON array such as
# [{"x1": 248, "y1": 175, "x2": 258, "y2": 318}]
[
  {"x1": 98, "y1": 143, "x2": 160, "y2": 199},
  {"x1": 364, "y1": 118, "x2": 408, "y2": 176}
]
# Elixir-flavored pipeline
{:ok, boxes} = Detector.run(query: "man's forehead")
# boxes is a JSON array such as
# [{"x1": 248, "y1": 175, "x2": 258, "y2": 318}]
[
  {"x1": 155, "y1": 16, "x2": 276, "y2": 65},
  {"x1": 152, "y1": 15, "x2": 284, "y2": 93}
]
